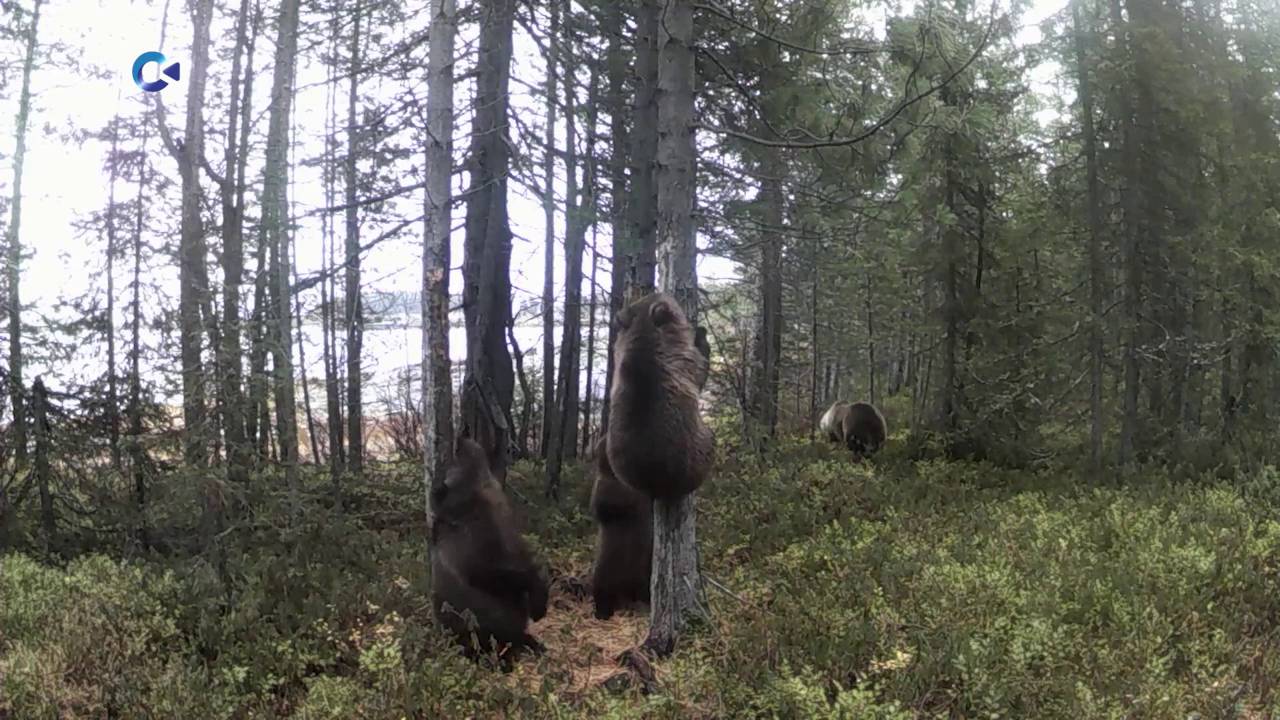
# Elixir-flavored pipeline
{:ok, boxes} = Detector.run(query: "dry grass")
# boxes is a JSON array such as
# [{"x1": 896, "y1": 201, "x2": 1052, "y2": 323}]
[{"x1": 505, "y1": 567, "x2": 656, "y2": 699}]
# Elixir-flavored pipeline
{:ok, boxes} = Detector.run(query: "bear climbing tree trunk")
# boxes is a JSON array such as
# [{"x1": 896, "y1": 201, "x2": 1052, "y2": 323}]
[{"x1": 647, "y1": 0, "x2": 704, "y2": 657}]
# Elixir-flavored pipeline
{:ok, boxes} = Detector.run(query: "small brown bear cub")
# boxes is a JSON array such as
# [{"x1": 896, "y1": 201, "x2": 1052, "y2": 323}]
[
  {"x1": 820, "y1": 400, "x2": 887, "y2": 460},
  {"x1": 589, "y1": 437, "x2": 653, "y2": 620},
  {"x1": 430, "y1": 437, "x2": 549, "y2": 663},
  {"x1": 606, "y1": 292, "x2": 714, "y2": 501}
]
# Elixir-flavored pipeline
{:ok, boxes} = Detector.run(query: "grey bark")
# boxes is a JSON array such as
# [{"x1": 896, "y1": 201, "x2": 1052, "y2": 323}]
[
  {"x1": 345, "y1": 3, "x2": 366, "y2": 480},
  {"x1": 647, "y1": 0, "x2": 704, "y2": 658},
  {"x1": 1073, "y1": 0, "x2": 1106, "y2": 469},
  {"x1": 105, "y1": 116, "x2": 123, "y2": 472},
  {"x1": 1110, "y1": 0, "x2": 1142, "y2": 465},
  {"x1": 540, "y1": 0, "x2": 559, "y2": 459},
  {"x1": 423, "y1": 0, "x2": 458, "y2": 489},
  {"x1": 628, "y1": 0, "x2": 659, "y2": 296},
  {"x1": 460, "y1": 0, "x2": 517, "y2": 481},
  {"x1": 264, "y1": 0, "x2": 303, "y2": 486},
  {"x1": 6, "y1": 0, "x2": 41, "y2": 469},
  {"x1": 33, "y1": 378, "x2": 52, "y2": 553},
  {"x1": 599, "y1": 0, "x2": 629, "y2": 436},
  {"x1": 175, "y1": 0, "x2": 214, "y2": 466},
  {"x1": 129, "y1": 129, "x2": 150, "y2": 550},
  {"x1": 218, "y1": 0, "x2": 255, "y2": 484}
]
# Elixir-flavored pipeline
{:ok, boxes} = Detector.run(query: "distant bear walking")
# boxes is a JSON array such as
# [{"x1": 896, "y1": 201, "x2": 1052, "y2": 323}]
[
  {"x1": 820, "y1": 400, "x2": 887, "y2": 459},
  {"x1": 430, "y1": 438, "x2": 549, "y2": 663}
]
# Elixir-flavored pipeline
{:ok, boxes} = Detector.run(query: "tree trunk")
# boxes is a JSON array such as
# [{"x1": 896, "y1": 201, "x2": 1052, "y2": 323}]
[
  {"x1": 32, "y1": 379, "x2": 53, "y2": 553},
  {"x1": 219, "y1": 0, "x2": 255, "y2": 485},
  {"x1": 540, "y1": 0, "x2": 559, "y2": 459},
  {"x1": 865, "y1": 270, "x2": 876, "y2": 406},
  {"x1": 293, "y1": 256, "x2": 320, "y2": 465},
  {"x1": 937, "y1": 136, "x2": 962, "y2": 440},
  {"x1": 129, "y1": 123, "x2": 151, "y2": 551},
  {"x1": 264, "y1": 0, "x2": 302, "y2": 487},
  {"x1": 508, "y1": 325, "x2": 533, "y2": 458},
  {"x1": 809, "y1": 233, "x2": 819, "y2": 440},
  {"x1": 749, "y1": 160, "x2": 783, "y2": 444},
  {"x1": 322, "y1": 20, "x2": 345, "y2": 485},
  {"x1": 422, "y1": 0, "x2": 458, "y2": 490},
  {"x1": 6, "y1": 0, "x2": 42, "y2": 470},
  {"x1": 548, "y1": 13, "x2": 587, "y2": 498},
  {"x1": 1111, "y1": 0, "x2": 1142, "y2": 465},
  {"x1": 247, "y1": 227, "x2": 271, "y2": 462},
  {"x1": 628, "y1": 0, "x2": 659, "y2": 297},
  {"x1": 647, "y1": 0, "x2": 703, "y2": 658},
  {"x1": 173, "y1": 0, "x2": 214, "y2": 467},
  {"x1": 1074, "y1": 0, "x2": 1106, "y2": 469},
  {"x1": 460, "y1": 0, "x2": 517, "y2": 481},
  {"x1": 105, "y1": 114, "x2": 123, "y2": 473},
  {"x1": 599, "y1": 0, "x2": 629, "y2": 436},
  {"x1": 582, "y1": 226, "x2": 600, "y2": 456},
  {"x1": 345, "y1": 3, "x2": 366, "y2": 480}
]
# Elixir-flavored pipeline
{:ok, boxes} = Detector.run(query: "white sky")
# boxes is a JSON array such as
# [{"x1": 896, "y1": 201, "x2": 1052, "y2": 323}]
[{"x1": 0, "y1": 0, "x2": 1068, "y2": 397}]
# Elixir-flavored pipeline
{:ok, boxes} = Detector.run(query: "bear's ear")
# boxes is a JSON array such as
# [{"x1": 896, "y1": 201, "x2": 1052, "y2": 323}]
[
  {"x1": 612, "y1": 308, "x2": 630, "y2": 333},
  {"x1": 650, "y1": 298, "x2": 676, "y2": 327},
  {"x1": 454, "y1": 436, "x2": 489, "y2": 468}
]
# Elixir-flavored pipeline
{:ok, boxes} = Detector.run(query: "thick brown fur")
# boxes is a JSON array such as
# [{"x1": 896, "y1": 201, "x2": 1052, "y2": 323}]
[
  {"x1": 819, "y1": 401, "x2": 851, "y2": 443},
  {"x1": 589, "y1": 438, "x2": 652, "y2": 619},
  {"x1": 430, "y1": 437, "x2": 549, "y2": 663},
  {"x1": 820, "y1": 400, "x2": 887, "y2": 459},
  {"x1": 606, "y1": 292, "x2": 714, "y2": 500}
]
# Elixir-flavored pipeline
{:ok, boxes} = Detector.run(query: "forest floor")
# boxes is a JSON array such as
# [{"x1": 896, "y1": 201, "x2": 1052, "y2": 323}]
[{"x1": 3, "y1": 434, "x2": 1280, "y2": 719}]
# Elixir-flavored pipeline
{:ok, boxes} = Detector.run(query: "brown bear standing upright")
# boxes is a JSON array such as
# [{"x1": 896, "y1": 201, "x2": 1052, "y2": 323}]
[
  {"x1": 430, "y1": 437, "x2": 549, "y2": 661},
  {"x1": 606, "y1": 292, "x2": 714, "y2": 500},
  {"x1": 820, "y1": 400, "x2": 887, "y2": 460},
  {"x1": 589, "y1": 438, "x2": 652, "y2": 619}
]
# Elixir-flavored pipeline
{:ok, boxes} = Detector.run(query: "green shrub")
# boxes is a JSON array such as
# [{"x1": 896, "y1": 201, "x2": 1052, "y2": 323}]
[{"x1": 3, "y1": 450, "x2": 1279, "y2": 718}]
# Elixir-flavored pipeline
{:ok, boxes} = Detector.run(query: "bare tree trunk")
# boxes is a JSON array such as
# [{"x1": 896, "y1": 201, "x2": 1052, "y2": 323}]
[
  {"x1": 865, "y1": 270, "x2": 876, "y2": 406},
  {"x1": 422, "y1": 0, "x2": 458, "y2": 489},
  {"x1": 287, "y1": 83, "x2": 314, "y2": 467},
  {"x1": 32, "y1": 378, "x2": 53, "y2": 553},
  {"x1": 247, "y1": 228, "x2": 271, "y2": 462},
  {"x1": 105, "y1": 113, "x2": 123, "y2": 473},
  {"x1": 559, "y1": 41, "x2": 593, "y2": 464},
  {"x1": 460, "y1": 0, "x2": 517, "y2": 481},
  {"x1": 749, "y1": 159, "x2": 783, "y2": 444},
  {"x1": 129, "y1": 124, "x2": 151, "y2": 551},
  {"x1": 628, "y1": 0, "x2": 659, "y2": 296},
  {"x1": 322, "y1": 18, "x2": 345, "y2": 485},
  {"x1": 809, "y1": 233, "x2": 819, "y2": 439},
  {"x1": 647, "y1": 0, "x2": 703, "y2": 658},
  {"x1": 582, "y1": 225, "x2": 600, "y2": 456},
  {"x1": 548, "y1": 14, "x2": 588, "y2": 498},
  {"x1": 217, "y1": 0, "x2": 256, "y2": 485},
  {"x1": 264, "y1": 0, "x2": 302, "y2": 487},
  {"x1": 599, "y1": 0, "x2": 629, "y2": 436},
  {"x1": 294, "y1": 258, "x2": 320, "y2": 465},
  {"x1": 937, "y1": 139, "x2": 962, "y2": 440},
  {"x1": 1111, "y1": 0, "x2": 1141, "y2": 465},
  {"x1": 540, "y1": 0, "x2": 559, "y2": 459},
  {"x1": 6, "y1": 0, "x2": 42, "y2": 470},
  {"x1": 508, "y1": 325, "x2": 533, "y2": 457},
  {"x1": 1073, "y1": 0, "x2": 1106, "y2": 468},
  {"x1": 169, "y1": 0, "x2": 214, "y2": 467},
  {"x1": 344, "y1": 3, "x2": 366, "y2": 480}
]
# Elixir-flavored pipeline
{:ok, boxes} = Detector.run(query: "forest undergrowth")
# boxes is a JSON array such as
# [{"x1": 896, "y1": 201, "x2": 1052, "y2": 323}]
[{"x1": 3, "y1": 432, "x2": 1280, "y2": 719}]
